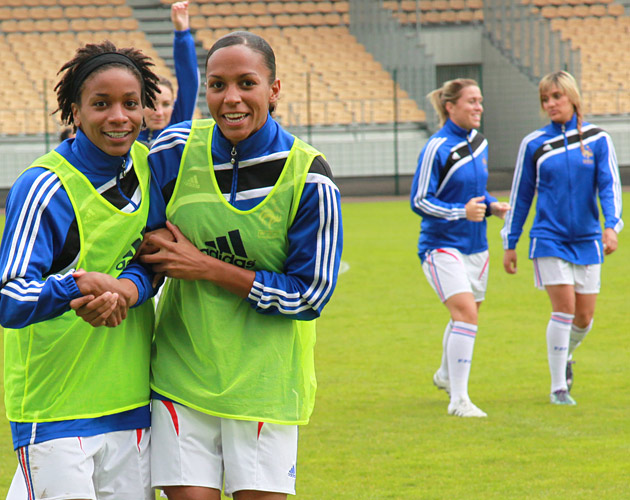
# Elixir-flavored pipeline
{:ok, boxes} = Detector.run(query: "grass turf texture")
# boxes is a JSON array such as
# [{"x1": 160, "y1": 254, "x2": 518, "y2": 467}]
[{"x1": 1, "y1": 197, "x2": 629, "y2": 498}]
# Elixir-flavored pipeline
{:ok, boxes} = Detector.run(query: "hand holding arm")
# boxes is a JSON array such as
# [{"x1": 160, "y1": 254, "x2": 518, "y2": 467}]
[
  {"x1": 465, "y1": 196, "x2": 487, "y2": 222},
  {"x1": 503, "y1": 249, "x2": 518, "y2": 274},
  {"x1": 140, "y1": 221, "x2": 255, "y2": 299},
  {"x1": 603, "y1": 227, "x2": 618, "y2": 255},
  {"x1": 171, "y1": 1, "x2": 190, "y2": 31}
]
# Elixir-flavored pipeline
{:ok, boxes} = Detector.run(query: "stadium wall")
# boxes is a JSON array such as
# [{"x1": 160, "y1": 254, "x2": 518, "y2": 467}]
[
  {"x1": 418, "y1": 25, "x2": 483, "y2": 66},
  {"x1": 0, "y1": 123, "x2": 430, "y2": 203},
  {"x1": 3, "y1": 18, "x2": 630, "y2": 203},
  {"x1": 480, "y1": 35, "x2": 545, "y2": 176}
]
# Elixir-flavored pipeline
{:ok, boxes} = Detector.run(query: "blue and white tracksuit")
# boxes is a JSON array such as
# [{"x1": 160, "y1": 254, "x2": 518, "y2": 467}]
[
  {"x1": 410, "y1": 118, "x2": 497, "y2": 262},
  {"x1": 501, "y1": 114, "x2": 623, "y2": 265},
  {"x1": 0, "y1": 129, "x2": 154, "y2": 448},
  {"x1": 147, "y1": 114, "x2": 343, "y2": 321},
  {"x1": 137, "y1": 28, "x2": 200, "y2": 146}
]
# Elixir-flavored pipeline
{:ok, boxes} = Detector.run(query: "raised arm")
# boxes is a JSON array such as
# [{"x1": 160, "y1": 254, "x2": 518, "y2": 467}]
[{"x1": 170, "y1": 1, "x2": 200, "y2": 124}]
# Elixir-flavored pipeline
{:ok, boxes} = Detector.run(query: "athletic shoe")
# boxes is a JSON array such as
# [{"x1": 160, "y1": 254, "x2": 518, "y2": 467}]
[
  {"x1": 550, "y1": 389, "x2": 577, "y2": 405},
  {"x1": 433, "y1": 371, "x2": 450, "y2": 395},
  {"x1": 566, "y1": 359, "x2": 575, "y2": 392},
  {"x1": 447, "y1": 398, "x2": 487, "y2": 417}
]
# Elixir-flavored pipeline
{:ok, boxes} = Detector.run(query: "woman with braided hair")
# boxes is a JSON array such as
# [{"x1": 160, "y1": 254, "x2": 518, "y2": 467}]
[
  {"x1": 501, "y1": 70, "x2": 623, "y2": 405},
  {"x1": 1, "y1": 40, "x2": 160, "y2": 498}
]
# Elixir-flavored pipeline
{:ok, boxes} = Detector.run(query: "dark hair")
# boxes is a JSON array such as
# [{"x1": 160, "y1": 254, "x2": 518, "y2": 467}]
[
  {"x1": 205, "y1": 31, "x2": 277, "y2": 112},
  {"x1": 54, "y1": 40, "x2": 160, "y2": 127},
  {"x1": 59, "y1": 126, "x2": 74, "y2": 142}
]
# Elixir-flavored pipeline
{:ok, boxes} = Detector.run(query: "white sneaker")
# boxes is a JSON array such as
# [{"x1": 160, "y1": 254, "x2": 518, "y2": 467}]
[
  {"x1": 448, "y1": 398, "x2": 487, "y2": 418},
  {"x1": 433, "y1": 371, "x2": 451, "y2": 395}
]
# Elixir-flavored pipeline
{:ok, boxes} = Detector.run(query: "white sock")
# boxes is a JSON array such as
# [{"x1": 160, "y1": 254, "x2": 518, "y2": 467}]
[
  {"x1": 569, "y1": 320, "x2": 593, "y2": 358},
  {"x1": 547, "y1": 312, "x2": 574, "y2": 392},
  {"x1": 447, "y1": 321, "x2": 477, "y2": 403},
  {"x1": 437, "y1": 320, "x2": 453, "y2": 380}
]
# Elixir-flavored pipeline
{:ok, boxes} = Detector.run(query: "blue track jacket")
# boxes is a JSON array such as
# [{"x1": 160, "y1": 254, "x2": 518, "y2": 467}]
[
  {"x1": 0, "y1": 129, "x2": 154, "y2": 448},
  {"x1": 410, "y1": 119, "x2": 497, "y2": 262},
  {"x1": 501, "y1": 114, "x2": 623, "y2": 265},
  {"x1": 147, "y1": 115, "x2": 343, "y2": 321}
]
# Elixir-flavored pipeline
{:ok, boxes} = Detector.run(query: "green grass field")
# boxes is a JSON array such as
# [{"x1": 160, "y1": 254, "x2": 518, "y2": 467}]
[{"x1": 1, "y1": 196, "x2": 629, "y2": 498}]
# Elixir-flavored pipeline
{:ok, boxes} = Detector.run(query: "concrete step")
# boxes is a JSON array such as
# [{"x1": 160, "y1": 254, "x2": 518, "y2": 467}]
[{"x1": 126, "y1": 0, "x2": 162, "y2": 8}]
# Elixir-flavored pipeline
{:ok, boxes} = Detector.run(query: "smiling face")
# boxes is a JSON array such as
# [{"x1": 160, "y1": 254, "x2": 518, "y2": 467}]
[
  {"x1": 205, "y1": 44, "x2": 280, "y2": 145},
  {"x1": 540, "y1": 84, "x2": 575, "y2": 124},
  {"x1": 445, "y1": 85, "x2": 483, "y2": 131},
  {"x1": 144, "y1": 83, "x2": 174, "y2": 131},
  {"x1": 71, "y1": 66, "x2": 143, "y2": 156}
]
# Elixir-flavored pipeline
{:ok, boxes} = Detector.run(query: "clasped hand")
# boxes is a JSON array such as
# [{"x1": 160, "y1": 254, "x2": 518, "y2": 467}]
[{"x1": 69, "y1": 270, "x2": 138, "y2": 328}]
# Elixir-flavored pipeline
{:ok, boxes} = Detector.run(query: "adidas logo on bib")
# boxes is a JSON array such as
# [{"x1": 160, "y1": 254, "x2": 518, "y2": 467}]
[
  {"x1": 184, "y1": 174, "x2": 201, "y2": 189},
  {"x1": 202, "y1": 229, "x2": 256, "y2": 269}
]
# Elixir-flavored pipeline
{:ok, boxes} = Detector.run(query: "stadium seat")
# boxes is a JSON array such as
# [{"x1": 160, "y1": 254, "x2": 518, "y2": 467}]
[
  {"x1": 0, "y1": 3, "x2": 429, "y2": 133},
  {"x1": 607, "y1": 3, "x2": 624, "y2": 15},
  {"x1": 200, "y1": 4, "x2": 218, "y2": 15}
]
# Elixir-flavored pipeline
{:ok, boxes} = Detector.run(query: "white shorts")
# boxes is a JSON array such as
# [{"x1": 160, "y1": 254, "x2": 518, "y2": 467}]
[
  {"x1": 11, "y1": 429, "x2": 151, "y2": 500},
  {"x1": 151, "y1": 400, "x2": 298, "y2": 497},
  {"x1": 533, "y1": 257, "x2": 601, "y2": 293},
  {"x1": 422, "y1": 248, "x2": 489, "y2": 302}
]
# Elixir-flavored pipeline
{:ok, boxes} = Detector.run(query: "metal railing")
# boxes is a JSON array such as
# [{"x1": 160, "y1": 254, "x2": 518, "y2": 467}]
[
  {"x1": 348, "y1": 0, "x2": 437, "y2": 130},
  {"x1": 483, "y1": 0, "x2": 581, "y2": 84}
]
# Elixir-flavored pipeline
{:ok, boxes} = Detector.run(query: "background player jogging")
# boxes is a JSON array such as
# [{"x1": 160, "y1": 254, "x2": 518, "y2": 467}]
[{"x1": 410, "y1": 78, "x2": 509, "y2": 418}]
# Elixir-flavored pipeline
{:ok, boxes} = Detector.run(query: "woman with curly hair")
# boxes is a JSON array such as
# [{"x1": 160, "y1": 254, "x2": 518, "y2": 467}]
[{"x1": 1, "y1": 40, "x2": 160, "y2": 499}]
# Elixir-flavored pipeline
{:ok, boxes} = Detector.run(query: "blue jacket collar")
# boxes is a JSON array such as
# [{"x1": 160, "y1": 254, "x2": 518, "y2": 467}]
[
  {"x1": 549, "y1": 113, "x2": 578, "y2": 133},
  {"x1": 213, "y1": 113, "x2": 278, "y2": 162},
  {"x1": 58, "y1": 128, "x2": 131, "y2": 178},
  {"x1": 444, "y1": 118, "x2": 473, "y2": 139}
]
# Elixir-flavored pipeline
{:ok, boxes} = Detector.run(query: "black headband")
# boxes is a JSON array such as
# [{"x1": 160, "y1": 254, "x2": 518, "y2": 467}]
[{"x1": 71, "y1": 52, "x2": 142, "y2": 101}]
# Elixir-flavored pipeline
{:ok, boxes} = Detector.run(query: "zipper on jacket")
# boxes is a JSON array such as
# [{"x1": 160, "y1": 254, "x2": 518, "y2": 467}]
[
  {"x1": 116, "y1": 157, "x2": 140, "y2": 211},
  {"x1": 466, "y1": 133, "x2": 479, "y2": 195},
  {"x1": 229, "y1": 146, "x2": 238, "y2": 205},
  {"x1": 466, "y1": 133, "x2": 481, "y2": 254},
  {"x1": 561, "y1": 123, "x2": 574, "y2": 236}
]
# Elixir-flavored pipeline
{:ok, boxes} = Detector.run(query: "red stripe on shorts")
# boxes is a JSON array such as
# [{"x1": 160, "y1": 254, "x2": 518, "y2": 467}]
[
  {"x1": 436, "y1": 248, "x2": 460, "y2": 261},
  {"x1": 162, "y1": 401, "x2": 180, "y2": 436},
  {"x1": 136, "y1": 429, "x2": 143, "y2": 452},
  {"x1": 19, "y1": 448, "x2": 34, "y2": 500},
  {"x1": 257, "y1": 422, "x2": 264, "y2": 439}
]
